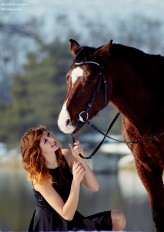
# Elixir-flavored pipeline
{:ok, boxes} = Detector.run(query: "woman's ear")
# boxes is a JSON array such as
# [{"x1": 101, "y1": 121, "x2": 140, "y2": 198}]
[{"x1": 69, "y1": 39, "x2": 81, "y2": 56}]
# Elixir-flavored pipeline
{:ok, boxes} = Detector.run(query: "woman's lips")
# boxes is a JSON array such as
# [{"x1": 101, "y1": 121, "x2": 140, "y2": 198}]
[{"x1": 51, "y1": 142, "x2": 56, "y2": 147}]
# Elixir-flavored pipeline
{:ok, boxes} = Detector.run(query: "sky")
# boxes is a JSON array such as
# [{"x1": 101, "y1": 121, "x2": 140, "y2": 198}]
[
  {"x1": 0, "y1": 0, "x2": 164, "y2": 52},
  {"x1": 1, "y1": 0, "x2": 164, "y2": 36}
]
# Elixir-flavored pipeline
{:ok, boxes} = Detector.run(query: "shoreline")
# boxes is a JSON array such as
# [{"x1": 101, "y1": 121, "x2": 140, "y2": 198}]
[{"x1": 0, "y1": 154, "x2": 23, "y2": 170}]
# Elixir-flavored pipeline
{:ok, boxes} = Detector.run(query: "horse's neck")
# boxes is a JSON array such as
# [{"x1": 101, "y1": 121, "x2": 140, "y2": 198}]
[
  {"x1": 106, "y1": 59, "x2": 152, "y2": 130},
  {"x1": 104, "y1": 46, "x2": 164, "y2": 133}
]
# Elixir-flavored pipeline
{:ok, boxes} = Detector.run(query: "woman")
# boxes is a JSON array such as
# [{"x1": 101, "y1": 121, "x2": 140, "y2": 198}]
[{"x1": 20, "y1": 125, "x2": 126, "y2": 231}]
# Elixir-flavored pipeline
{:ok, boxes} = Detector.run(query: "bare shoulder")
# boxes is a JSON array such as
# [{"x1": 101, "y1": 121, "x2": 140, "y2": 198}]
[
  {"x1": 34, "y1": 177, "x2": 52, "y2": 192},
  {"x1": 62, "y1": 148, "x2": 71, "y2": 156},
  {"x1": 62, "y1": 148, "x2": 76, "y2": 167}
]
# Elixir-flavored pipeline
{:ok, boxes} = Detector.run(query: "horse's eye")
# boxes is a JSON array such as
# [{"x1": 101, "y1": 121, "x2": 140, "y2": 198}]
[
  {"x1": 87, "y1": 79, "x2": 94, "y2": 85},
  {"x1": 86, "y1": 74, "x2": 96, "y2": 84}
]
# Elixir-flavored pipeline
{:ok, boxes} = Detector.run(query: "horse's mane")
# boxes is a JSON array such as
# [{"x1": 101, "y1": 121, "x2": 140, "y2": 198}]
[
  {"x1": 73, "y1": 43, "x2": 163, "y2": 68},
  {"x1": 111, "y1": 43, "x2": 146, "y2": 62},
  {"x1": 111, "y1": 43, "x2": 163, "y2": 64}
]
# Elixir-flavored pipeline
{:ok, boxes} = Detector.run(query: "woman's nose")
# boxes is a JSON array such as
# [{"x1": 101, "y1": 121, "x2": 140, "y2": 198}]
[{"x1": 50, "y1": 137, "x2": 55, "y2": 143}]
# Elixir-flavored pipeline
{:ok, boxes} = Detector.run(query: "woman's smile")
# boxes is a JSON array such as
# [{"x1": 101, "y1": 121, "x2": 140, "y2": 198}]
[
  {"x1": 40, "y1": 131, "x2": 59, "y2": 153},
  {"x1": 51, "y1": 142, "x2": 56, "y2": 147},
  {"x1": 51, "y1": 141, "x2": 58, "y2": 148}
]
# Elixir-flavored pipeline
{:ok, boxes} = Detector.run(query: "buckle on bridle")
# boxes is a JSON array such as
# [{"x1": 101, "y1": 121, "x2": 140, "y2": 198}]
[{"x1": 78, "y1": 111, "x2": 88, "y2": 123}]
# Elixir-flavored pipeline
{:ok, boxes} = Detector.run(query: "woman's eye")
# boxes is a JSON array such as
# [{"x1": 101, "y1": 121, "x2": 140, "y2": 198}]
[
  {"x1": 47, "y1": 132, "x2": 50, "y2": 137},
  {"x1": 44, "y1": 139, "x2": 47, "y2": 144}
]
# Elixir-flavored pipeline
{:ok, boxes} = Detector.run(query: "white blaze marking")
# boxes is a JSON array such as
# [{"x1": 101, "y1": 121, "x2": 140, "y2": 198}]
[
  {"x1": 71, "y1": 67, "x2": 84, "y2": 85},
  {"x1": 57, "y1": 100, "x2": 75, "y2": 134}
]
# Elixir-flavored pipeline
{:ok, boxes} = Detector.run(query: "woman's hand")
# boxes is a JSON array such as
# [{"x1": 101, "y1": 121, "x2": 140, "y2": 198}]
[
  {"x1": 72, "y1": 161, "x2": 85, "y2": 184},
  {"x1": 69, "y1": 140, "x2": 84, "y2": 158},
  {"x1": 68, "y1": 141, "x2": 99, "y2": 192}
]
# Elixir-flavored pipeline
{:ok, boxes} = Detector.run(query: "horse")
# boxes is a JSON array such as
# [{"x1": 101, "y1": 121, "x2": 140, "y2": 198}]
[{"x1": 57, "y1": 39, "x2": 164, "y2": 232}]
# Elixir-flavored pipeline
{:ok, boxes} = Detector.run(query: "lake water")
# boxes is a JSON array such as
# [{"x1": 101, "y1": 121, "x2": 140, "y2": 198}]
[{"x1": 0, "y1": 153, "x2": 155, "y2": 232}]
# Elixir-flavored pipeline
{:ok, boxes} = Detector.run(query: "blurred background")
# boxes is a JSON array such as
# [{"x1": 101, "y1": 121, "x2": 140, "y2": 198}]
[{"x1": 0, "y1": 0, "x2": 164, "y2": 231}]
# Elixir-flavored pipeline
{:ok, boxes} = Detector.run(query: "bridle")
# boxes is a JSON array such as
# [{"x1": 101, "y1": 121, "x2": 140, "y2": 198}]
[
  {"x1": 71, "y1": 60, "x2": 164, "y2": 159},
  {"x1": 71, "y1": 60, "x2": 119, "y2": 159},
  {"x1": 74, "y1": 61, "x2": 108, "y2": 126}
]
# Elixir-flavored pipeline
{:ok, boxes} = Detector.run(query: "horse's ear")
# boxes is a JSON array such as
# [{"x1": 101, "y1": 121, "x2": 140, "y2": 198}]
[
  {"x1": 69, "y1": 39, "x2": 81, "y2": 56},
  {"x1": 95, "y1": 40, "x2": 113, "y2": 56},
  {"x1": 101, "y1": 39, "x2": 113, "y2": 53}
]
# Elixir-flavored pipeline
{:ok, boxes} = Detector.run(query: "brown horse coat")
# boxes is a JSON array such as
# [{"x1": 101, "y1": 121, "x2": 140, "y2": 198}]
[{"x1": 58, "y1": 39, "x2": 164, "y2": 232}]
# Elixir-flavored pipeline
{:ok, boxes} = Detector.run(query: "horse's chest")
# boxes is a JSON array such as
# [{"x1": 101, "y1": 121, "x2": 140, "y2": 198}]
[{"x1": 122, "y1": 117, "x2": 164, "y2": 168}]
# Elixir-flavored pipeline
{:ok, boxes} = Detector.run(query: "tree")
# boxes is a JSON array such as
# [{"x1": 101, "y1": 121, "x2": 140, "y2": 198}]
[
  {"x1": 0, "y1": 18, "x2": 44, "y2": 106},
  {"x1": 0, "y1": 38, "x2": 71, "y2": 147}
]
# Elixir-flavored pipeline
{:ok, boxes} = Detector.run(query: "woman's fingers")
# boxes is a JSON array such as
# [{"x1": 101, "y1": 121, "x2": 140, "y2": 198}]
[
  {"x1": 69, "y1": 141, "x2": 84, "y2": 156},
  {"x1": 74, "y1": 140, "x2": 79, "y2": 146},
  {"x1": 74, "y1": 142, "x2": 84, "y2": 154},
  {"x1": 73, "y1": 162, "x2": 85, "y2": 175}
]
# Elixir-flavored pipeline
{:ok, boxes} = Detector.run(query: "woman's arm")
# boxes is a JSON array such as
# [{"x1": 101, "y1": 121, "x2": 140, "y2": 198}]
[
  {"x1": 64, "y1": 141, "x2": 99, "y2": 192},
  {"x1": 34, "y1": 161, "x2": 85, "y2": 221}
]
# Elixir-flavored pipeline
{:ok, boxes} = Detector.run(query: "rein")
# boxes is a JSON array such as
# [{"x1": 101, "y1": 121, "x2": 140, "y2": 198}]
[
  {"x1": 72, "y1": 112, "x2": 120, "y2": 159},
  {"x1": 71, "y1": 60, "x2": 164, "y2": 159},
  {"x1": 86, "y1": 118, "x2": 164, "y2": 144}
]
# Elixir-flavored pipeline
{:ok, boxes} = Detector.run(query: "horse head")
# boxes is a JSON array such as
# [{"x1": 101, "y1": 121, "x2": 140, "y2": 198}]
[{"x1": 58, "y1": 39, "x2": 113, "y2": 134}]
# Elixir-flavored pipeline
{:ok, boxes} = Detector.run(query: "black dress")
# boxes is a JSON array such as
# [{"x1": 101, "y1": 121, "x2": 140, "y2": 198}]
[{"x1": 28, "y1": 157, "x2": 112, "y2": 231}]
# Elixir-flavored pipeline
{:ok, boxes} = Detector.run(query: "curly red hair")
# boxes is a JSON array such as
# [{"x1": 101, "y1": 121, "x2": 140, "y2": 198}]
[{"x1": 20, "y1": 125, "x2": 64, "y2": 184}]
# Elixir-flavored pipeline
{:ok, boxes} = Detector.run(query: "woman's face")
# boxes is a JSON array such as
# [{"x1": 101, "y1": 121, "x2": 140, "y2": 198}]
[{"x1": 39, "y1": 131, "x2": 59, "y2": 155}]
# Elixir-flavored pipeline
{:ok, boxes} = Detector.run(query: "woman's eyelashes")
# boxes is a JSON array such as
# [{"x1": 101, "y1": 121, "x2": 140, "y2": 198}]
[
  {"x1": 44, "y1": 132, "x2": 51, "y2": 144},
  {"x1": 47, "y1": 132, "x2": 50, "y2": 137}
]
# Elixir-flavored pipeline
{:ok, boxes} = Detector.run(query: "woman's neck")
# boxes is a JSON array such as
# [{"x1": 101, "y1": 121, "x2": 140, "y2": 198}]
[{"x1": 45, "y1": 153, "x2": 58, "y2": 169}]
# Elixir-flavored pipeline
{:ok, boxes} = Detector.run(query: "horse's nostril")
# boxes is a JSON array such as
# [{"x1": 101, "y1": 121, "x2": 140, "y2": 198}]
[{"x1": 66, "y1": 119, "x2": 70, "y2": 126}]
